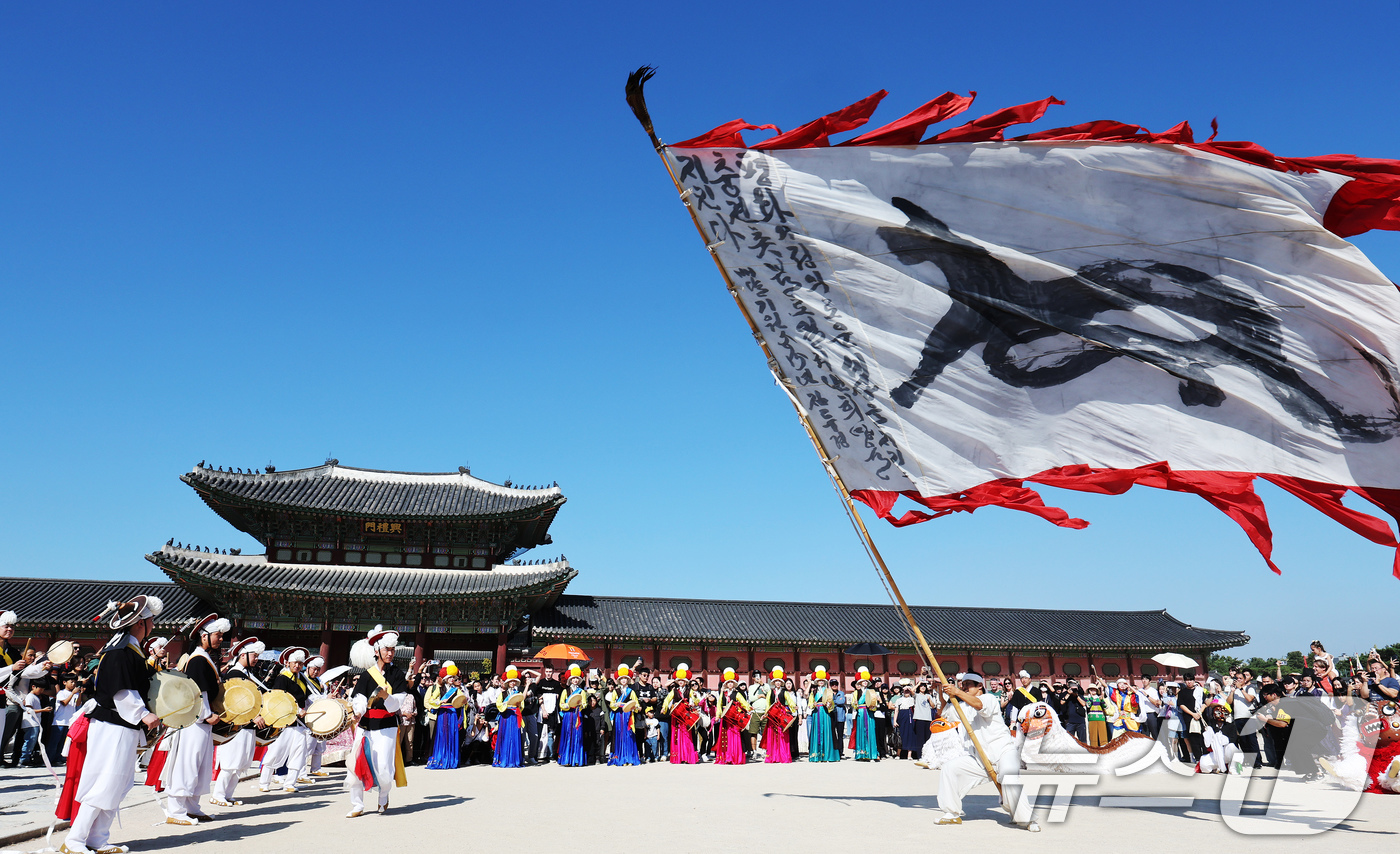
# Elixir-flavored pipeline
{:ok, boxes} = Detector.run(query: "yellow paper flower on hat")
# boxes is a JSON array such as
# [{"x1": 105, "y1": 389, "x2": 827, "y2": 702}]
[
  {"x1": 771, "y1": 666, "x2": 785, "y2": 681},
  {"x1": 504, "y1": 665, "x2": 520, "y2": 682},
  {"x1": 445, "y1": 663, "x2": 459, "y2": 676},
  {"x1": 567, "y1": 663, "x2": 582, "y2": 678},
  {"x1": 857, "y1": 666, "x2": 872, "y2": 682},
  {"x1": 722, "y1": 667, "x2": 736, "y2": 682},
  {"x1": 814, "y1": 665, "x2": 828, "y2": 680},
  {"x1": 674, "y1": 664, "x2": 690, "y2": 680},
  {"x1": 616, "y1": 664, "x2": 631, "y2": 679}
]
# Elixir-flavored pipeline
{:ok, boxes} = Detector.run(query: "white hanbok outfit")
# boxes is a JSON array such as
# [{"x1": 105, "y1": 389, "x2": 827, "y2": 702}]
[
  {"x1": 164, "y1": 647, "x2": 217, "y2": 821},
  {"x1": 936, "y1": 693, "x2": 1031, "y2": 825},
  {"x1": 212, "y1": 664, "x2": 264, "y2": 803},
  {"x1": 301, "y1": 675, "x2": 327, "y2": 776},
  {"x1": 68, "y1": 634, "x2": 151, "y2": 853}
]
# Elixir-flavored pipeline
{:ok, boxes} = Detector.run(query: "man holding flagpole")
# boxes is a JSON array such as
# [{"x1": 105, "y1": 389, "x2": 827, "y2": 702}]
[{"x1": 933, "y1": 672, "x2": 1037, "y2": 832}]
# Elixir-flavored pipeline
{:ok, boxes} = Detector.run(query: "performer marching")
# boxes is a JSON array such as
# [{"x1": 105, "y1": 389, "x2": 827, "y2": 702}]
[
  {"x1": 714, "y1": 668, "x2": 749, "y2": 765},
  {"x1": 492, "y1": 666, "x2": 526, "y2": 768},
  {"x1": 557, "y1": 664, "x2": 587, "y2": 767},
  {"x1": 60, "y1": 595, "x2": 163, "y2": 854},
  {"x1": 762, "y1": 666, "x2": 797, "y2": 763},
  {"x1": 661, "y1": 665, "x2": 699, "y2": 764},
  {"x1": 605, "y1": 664, "x2": 641, "y2": 766},
  {"x1": 163, "y1": 613, "x2": 227, "y2": 825},
  {"x1": 933, "y1": 672, "x2": 1038, "y2": 832},
  {"x1": 211, "y1": 636, "x2": 265, "y2": 807},
  {"x1": 347, "y1": 626, "x2": 409, "y2": 816},
  {"x1": 300, "y1": 655, "x2": 331, "y2": 780},
  {"x1": 851, "y1": 667, "x2": 880, "y2": 761},
  {"x1": 807, "y1": 666, "x2": 839, "y2": 762},
  {"x1": 257, "y1": 646, "x2": 313, "y2": 794}
]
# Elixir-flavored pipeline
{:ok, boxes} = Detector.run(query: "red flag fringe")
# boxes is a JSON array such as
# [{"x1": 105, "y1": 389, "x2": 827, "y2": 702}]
[
  {"x1": 852, "y1": 463, "x2": 1400, "y2": 579},
  {"x1": 671, "y1": 92, "x2": 1400, "y2": 238}
]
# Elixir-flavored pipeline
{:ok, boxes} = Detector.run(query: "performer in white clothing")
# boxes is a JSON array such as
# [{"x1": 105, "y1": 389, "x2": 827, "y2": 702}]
[
  {"x1": 163, "y1": 614, "x2": 228, "y2": 825},
  {"x1": 300, "y1": 655, "x2": 331, "y2": 779},
  {"x1": 346, "y1": 626, "x2": 409, "y2": 817},
  {"x1": 258, "y1": 646, "x2": 314, "y2": 793},
  {"x1": 211, "y1": 637, "x2": 266, "y2": 807},
  {"x1": 61, "y1": 595, "x2": 163, "y2": 854},
  {"x1": 934, "y1": 672, "x2": 1039, "y2": 832}
]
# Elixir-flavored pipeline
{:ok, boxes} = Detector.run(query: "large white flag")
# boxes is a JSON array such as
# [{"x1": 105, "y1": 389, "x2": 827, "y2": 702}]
[{"x1": 657, "y1": 89, "x2": 1400, "y2": 573}]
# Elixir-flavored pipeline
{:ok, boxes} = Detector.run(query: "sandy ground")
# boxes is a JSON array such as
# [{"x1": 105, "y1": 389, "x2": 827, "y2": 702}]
[{"x1": 0, "y1": 757, "x2": 1389, "y2": 852}]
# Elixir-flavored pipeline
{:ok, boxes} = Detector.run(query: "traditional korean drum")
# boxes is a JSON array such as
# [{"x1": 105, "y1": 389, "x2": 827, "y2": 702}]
[
  {"x1": 767, "y1": 702, "x2": 796, "y2": 731},
  {"x1": 147, "y1": 670, "x2": 202, "y2": 729},
  {"x1": 260, "y1": 689, "x2": 299, "y2": 729},
  {"x1": 305, "y1": 697, "x2": 354, "y2": 741},
  {"x1": 211, "y1": 720, "x2": 243, "y2": 745},
  {"x1": 44, "y1": 640, "x2": 75, "y2": 666},
  {"x1": 220, "y1": 678, "x2": 263, "y2": 727},
  {"x1": 671, "y1": 700, "x2": 700, "y2": 730},
  {"x1": 722, "y1": 703, "x2": 751, "y2": 729}
]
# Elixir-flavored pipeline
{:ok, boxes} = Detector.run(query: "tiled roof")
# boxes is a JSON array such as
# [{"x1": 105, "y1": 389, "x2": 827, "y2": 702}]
[
  {"x1": 0, "y1": 577, "x2": 206, "y2": 629},
  {"x1": 531, "y1": 595, "x2": 1249, "y2": 652},
  {"x1": 147, "y1": 545, "x2": 576, "y2": 600},
  {"x1": 182, "y1": 462, "x2": 565, "y2": 520}
]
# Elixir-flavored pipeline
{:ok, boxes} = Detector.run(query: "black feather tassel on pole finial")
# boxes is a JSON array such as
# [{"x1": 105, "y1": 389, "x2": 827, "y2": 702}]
[{"x1": 626, "y1": 66, "x2": 662, "y2": 150}]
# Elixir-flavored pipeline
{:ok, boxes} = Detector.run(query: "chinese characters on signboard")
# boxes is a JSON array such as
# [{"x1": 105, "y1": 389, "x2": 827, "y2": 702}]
[{"x1": 364, "y1": 521, "x2": 403, "y2": 535}]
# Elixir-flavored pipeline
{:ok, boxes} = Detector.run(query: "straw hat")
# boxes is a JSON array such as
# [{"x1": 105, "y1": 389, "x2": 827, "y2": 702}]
[
  {"x1": 147, "y1": 670, "x2": 202, "y2": 728},
  {"x1": 504, "y1": 665, "x2": 520, "y2": 684},
  {"x1": 183, "y1": 614, "x2": 231, "y2": 638},
  {"x1": 567, "y1": 663, "x2": 582, "y2": 681},
  {"x1": 616, "y1": 664, "x2": 631, "y2": 682}
]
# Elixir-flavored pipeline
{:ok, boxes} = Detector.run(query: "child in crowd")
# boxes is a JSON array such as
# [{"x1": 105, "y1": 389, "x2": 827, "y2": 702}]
[
  {"x1": 18, "y1": 681, "x2": 53, "y2": 767},
  {"x1": 644, "y1": 709, "x2": 661, "y2": 763}
]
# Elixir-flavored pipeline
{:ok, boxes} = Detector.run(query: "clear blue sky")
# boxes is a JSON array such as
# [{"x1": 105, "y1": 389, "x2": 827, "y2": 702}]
[{"x1": 3, "y1": 2, "x2": 1397, "y2": 661}]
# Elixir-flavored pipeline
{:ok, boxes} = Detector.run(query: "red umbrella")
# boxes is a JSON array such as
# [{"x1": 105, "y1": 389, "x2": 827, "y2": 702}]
[{"x1": 535, "y1": 644, "x2": 589, "y2": 661}]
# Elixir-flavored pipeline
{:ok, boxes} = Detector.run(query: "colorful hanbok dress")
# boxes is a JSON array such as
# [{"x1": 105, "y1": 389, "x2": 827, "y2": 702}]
[
  {"x1": 762, "y1": 686, "x2": 796, "y2": 763},
  {"x1": 807, "y1": 685, "x2": 839, "y2": 762},
  {"x1": 715, "y1": 688, "x2": 749, "y2": 765},
  {"x1": 606, "y1": 684, "x2": 642, "y2": 766},
  {"x1": 558, "y1": 685, "x2": 587, "y2": 766},
  {"x1": 426, "y1": 686, "x2": 460, "y2": 769},
  {"x1": 492, "y1": 687, "x2": 524, "y2": 768},
  {"x1": 852, "y1": 687, "x2": 880, "y2": 761},
  {"x1": 662, "y1": 688, "x2": 699, "y2": 764}
]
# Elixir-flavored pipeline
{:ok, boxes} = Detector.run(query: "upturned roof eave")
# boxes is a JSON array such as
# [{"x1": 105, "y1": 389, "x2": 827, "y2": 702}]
[{"x1": 188, "y1": 481, "x2": 566, "y2": 524}]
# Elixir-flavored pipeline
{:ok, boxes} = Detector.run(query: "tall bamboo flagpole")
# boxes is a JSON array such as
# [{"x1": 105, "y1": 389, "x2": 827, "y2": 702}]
[{"x1": 625, "y1": 67, "x2": 1001, "y2": 789}]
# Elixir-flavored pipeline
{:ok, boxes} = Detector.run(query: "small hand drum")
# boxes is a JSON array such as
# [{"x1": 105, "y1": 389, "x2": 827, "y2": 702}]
[{"x1": 305, "y1": 697, "x2": 354, "y2": 741}]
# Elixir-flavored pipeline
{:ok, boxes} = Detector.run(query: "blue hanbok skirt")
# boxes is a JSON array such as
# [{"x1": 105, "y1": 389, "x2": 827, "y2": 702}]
[
  {"x1": 854, "y1": 708, "x2": 879, "y2": 761},
  {"x1": 426, "y1": 706, "x2": 460, "y2": 769},
  {"x1": 559, "y1": 710, "x2": 586, "y2": 766},
  {"x1": 493, "y1": 709, "x2": 523, "y2": 768},
  {"x1": 808, "y1": 706, "x2": 839, "y2": 762},
  {"x1": 607, "y1": 711, "x2": 640, "y2": 766}
]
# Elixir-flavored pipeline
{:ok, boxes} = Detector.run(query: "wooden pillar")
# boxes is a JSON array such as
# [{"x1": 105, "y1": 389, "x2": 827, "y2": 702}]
[
  {"x1": 838, "y1": 649, "x2": 846, "y2": 678},
  {"x1": 881, "y1": 654, "x2": 890, "y2": 678},
  {"x1": 604, "y1": 644, "x2": 613, "y2": 671},
  {"x1": 1126, "y1": 652, "x2": 1134, "y2": 678},
  {"x1": 1048, "y1": 651, "x2": 1056, "y2": 677},
  {"x1": 1007, "y1": 650, "x2": 1016, "y2": 677},
  {"x1": 494, "y1": 630, "x2": 508, "y2": 675},
  {"x1": 793, "y1": 646, "x2": 801, "y2": 676},
  {"x1": 413, "y1": 628, "x2": 430, "y2": 673},
  {"x1": 319, "y1": 629, "x2": 333, "y2": 664},
  {"x1": 747, "y1": 646, "x2": 755, "y2": 674},
  {"x1": 700, "y1": 645, "x2": 709, "y2": 672},
  {"x1": 966, "y1": 650, "x2": 974, "y2": 672},
  {"x1": 1086, "y1": 651, "x2": 1095, "y2": 679}
]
